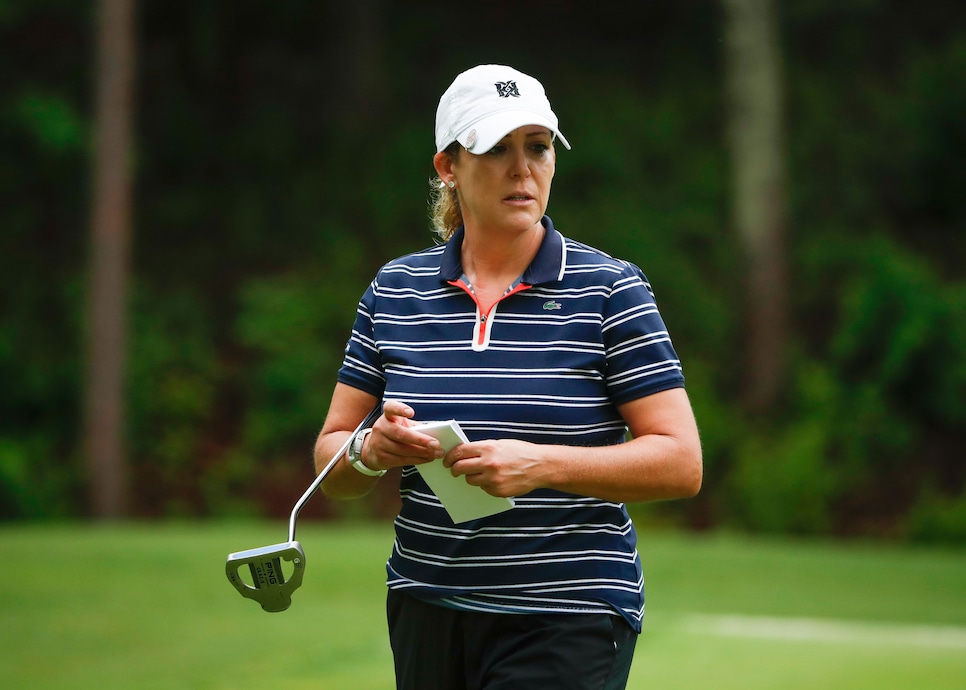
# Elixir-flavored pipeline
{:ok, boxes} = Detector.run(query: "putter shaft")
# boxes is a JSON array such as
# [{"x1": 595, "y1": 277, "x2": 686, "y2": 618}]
[
  {"x1": 287, "y1": 405, "x2": 383, "y2": 542},
  {"x1": 226, "y1": 405, "x2": 383, "y2": 612}
]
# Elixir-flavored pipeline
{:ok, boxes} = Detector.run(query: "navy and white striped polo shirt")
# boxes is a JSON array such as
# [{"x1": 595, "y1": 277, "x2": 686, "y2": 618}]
[{"x1": 337, "y1": 216, "x2": 685, "y2": 632}]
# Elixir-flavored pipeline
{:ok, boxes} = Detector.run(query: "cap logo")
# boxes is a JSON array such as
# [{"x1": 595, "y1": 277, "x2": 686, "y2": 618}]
[{"x1": 494, "y1": 80, "x2": 521, "y2": 98}]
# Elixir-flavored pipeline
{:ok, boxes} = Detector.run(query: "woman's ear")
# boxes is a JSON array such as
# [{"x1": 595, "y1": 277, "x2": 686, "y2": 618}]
[{"x1": 433, "y1": 150, "x2": 455, "y2": 182}]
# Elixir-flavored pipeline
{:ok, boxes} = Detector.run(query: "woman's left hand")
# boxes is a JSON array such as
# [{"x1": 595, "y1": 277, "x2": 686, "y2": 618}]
[{"x1": 443, "y1": 440, "x2": 546, "y2": 498}]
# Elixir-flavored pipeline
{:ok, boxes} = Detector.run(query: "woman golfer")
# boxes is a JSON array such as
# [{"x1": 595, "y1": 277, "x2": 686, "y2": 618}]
[{"x1": 315, "y1": 64, "x2": 702, "y2": 690}]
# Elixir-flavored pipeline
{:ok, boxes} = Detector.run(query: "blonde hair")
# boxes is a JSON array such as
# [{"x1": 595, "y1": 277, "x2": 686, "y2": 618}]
[{"x1": 429, "y1": 142, "x2": 462, "y2": 241}]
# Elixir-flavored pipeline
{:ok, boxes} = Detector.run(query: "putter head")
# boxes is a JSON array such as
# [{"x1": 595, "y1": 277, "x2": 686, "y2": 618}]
[{"x1": 225, "y1": 540, "x2": 305, "y2": 612}]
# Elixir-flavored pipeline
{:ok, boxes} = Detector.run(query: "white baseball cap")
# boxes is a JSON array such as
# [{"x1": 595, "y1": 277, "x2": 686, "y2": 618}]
[{"x1": 434, "y1": 64, "x2": 571, "y2": 154}]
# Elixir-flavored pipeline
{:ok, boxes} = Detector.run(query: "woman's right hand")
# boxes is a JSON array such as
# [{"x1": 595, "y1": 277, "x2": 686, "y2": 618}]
[
  {"x1": 317, "y1": 386, "x2": 446, "y2": 498},
  {"x1": 363, "y1": 399, "x2": 445, "y2": 472}
]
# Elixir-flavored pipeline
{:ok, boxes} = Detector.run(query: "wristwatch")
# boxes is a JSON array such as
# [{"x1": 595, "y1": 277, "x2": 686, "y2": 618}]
[{"x1": 346, "y1": 428, "x2": 386, "y2": 477}]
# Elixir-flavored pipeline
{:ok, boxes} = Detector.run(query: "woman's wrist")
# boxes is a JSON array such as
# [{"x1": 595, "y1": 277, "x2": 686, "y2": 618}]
[{"x1": 346, "y1": 428, "x2": 386, "y2": 477}]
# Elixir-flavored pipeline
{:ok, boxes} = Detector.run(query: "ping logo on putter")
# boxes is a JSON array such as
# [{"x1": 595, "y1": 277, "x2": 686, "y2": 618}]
[{"x1": 252, "y1": 558, "x2": 282, "y2": 586}]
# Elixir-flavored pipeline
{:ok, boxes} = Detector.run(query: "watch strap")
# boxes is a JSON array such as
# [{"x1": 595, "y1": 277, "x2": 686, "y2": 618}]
[{"x1": 347, "y1": 428, "x2": 385, "y2": 477}]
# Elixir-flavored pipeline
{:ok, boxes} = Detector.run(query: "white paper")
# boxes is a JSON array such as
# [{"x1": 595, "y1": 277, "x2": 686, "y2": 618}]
[{"x1": 411, "y1": 420, "x2": 515, "y2": 523}]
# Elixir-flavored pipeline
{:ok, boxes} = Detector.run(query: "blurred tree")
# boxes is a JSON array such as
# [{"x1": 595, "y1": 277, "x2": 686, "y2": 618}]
[
  {"x1": 83, "y1": 0, "x2": 136, "y2": 518},
  {"x1": 723, "y1": 0, "x2": 790, "y2": 413},
  {"x1": 327, "y1": 0, "x2": 386, "y2": 132}
]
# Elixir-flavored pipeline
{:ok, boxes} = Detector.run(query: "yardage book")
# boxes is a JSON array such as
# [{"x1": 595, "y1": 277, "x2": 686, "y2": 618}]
[{"x1": 412, "y1": 420, "x2": 515, "y2": 523}]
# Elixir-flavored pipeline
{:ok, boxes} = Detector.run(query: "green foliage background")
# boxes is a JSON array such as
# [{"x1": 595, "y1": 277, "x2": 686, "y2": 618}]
[{"x1": 1, "y1": 1, "x2": 964, "y2": 541}]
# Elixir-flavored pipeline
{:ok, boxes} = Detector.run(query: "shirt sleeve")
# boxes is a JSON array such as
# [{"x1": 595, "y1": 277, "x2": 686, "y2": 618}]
[
  {"x1": 336, "y1": 279, "x2": 387, "y2": 398},
  {"x1": 602, "y1": 262, "x2": 685, "y2": 406}
]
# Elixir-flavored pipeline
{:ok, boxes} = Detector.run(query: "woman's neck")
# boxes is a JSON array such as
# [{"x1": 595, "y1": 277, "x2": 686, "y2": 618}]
[{"x1": 460, "y1": 221, "x2": 544, "y2": 288}]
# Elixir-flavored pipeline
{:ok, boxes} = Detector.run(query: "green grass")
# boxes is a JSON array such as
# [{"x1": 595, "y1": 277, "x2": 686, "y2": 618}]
[{"x1": 1, "y1": 522, "x2": 964, "y2": 689}]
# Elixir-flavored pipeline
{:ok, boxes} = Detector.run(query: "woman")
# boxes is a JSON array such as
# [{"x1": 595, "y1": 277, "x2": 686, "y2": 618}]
[{"x1": 315, "y1": 64, "x2": 702, "y2": 690}]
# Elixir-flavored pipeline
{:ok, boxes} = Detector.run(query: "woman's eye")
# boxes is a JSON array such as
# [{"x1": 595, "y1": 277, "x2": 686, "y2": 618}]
[{"x1": 486, "y1": 141, "x2": 550, "y2": 156}]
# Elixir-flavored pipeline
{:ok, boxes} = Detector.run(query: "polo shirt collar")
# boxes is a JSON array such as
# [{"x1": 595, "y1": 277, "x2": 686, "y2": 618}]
[{"x1": 439, "y1": 215, "x2": 565, "y2": 286}]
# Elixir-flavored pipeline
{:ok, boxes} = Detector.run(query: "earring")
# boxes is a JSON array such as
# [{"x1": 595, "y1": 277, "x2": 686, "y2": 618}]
[{"x1": 447, "y1": 180, "x2": 456, "y2": 189}]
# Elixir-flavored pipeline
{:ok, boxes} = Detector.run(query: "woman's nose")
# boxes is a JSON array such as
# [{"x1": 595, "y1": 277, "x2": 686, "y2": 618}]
[{"x1": 509, "y1": 148, "x2": 530, "y2": 177}]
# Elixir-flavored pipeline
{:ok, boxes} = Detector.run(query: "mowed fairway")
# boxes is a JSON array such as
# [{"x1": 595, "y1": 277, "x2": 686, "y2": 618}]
[{"x1": 1, "y1": 522, "x2": 964, "y2": 689}]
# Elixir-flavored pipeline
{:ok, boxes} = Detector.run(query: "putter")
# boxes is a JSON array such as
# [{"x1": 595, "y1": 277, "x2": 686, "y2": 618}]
[{"x1": 225, "y1": 406, "x2": 382, "y2": 612}]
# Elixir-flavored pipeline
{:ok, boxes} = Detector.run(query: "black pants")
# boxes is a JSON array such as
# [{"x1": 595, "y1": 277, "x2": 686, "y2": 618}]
[{"x1": 387, "y1": 590, "x2": 638, "y2": 690}]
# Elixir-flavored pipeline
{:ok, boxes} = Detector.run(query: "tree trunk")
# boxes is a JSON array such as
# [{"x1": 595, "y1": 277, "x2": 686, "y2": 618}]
[
  {"x1": 83, "y1": 0, "x2": 136, "y2": 519},
  {"x1": 722, "y1": 0, "x2": 789, "y2": 413}
]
